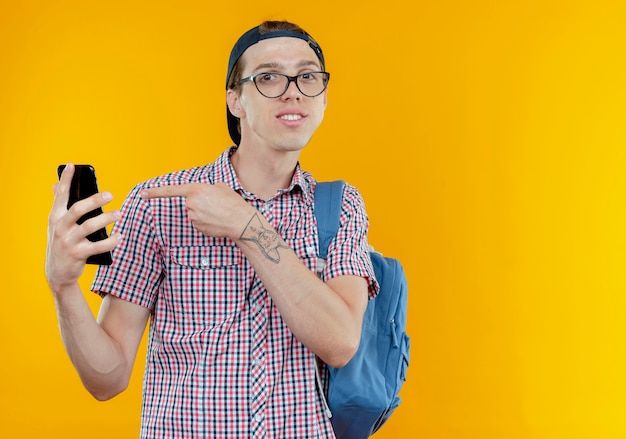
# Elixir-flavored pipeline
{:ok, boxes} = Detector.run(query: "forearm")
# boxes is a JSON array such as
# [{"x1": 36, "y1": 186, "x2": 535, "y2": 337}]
[
  {"x1": 52, "y1": 283, "x2": 130, "y2": 400},
  {"x1": 236, "y1": 213, "x2": 367, "y2": 367}
]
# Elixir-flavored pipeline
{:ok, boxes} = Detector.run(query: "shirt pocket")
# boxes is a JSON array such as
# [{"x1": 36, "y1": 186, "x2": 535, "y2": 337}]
[{"x1": 169, "y1": 245, "x2": 246, "y2": 327}]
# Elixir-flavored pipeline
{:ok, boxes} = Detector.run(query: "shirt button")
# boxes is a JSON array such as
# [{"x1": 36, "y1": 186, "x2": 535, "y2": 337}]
[
  {"x1": 255, "y1": 414, "x2": 263, "y2": 422},
  {"x1": 200, "y1": 257, "x2": 209, "y2": 267}
]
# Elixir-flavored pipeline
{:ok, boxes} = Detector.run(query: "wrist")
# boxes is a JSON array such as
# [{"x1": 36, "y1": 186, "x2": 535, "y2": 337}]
[
  {"x1": 47, "y1": 278, "x2": 82, "y2": 300},
  {"x1": 236, "y1": 212, "x2": 288, "y2": 264},
  {"x1": 231, "y1": 205, "x2": 260, "y2": 241}
]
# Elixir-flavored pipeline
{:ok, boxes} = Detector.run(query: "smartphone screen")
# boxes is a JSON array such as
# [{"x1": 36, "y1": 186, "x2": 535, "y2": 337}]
[{"x1": 57, "y1": 164, "x2": 113, "y2": 265}]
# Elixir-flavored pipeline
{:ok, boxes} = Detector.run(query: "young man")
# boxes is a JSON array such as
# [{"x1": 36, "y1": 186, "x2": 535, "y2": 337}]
[{"x1": 46, "y1": 21, "x2": 378, "y2": 438}]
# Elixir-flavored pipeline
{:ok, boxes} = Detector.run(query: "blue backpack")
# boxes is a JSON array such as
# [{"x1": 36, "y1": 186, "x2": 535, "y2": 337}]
[{"x1": 314, "y1": 181, "x2": 410, "y2": 439}]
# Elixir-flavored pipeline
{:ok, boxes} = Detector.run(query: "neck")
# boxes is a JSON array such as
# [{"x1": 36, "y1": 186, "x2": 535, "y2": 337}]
[{"x1": 230, "y1": 145, "x2": 300, "y2": 200}]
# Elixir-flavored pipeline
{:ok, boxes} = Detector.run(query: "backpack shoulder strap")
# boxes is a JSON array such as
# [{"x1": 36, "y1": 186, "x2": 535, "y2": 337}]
[
  {"x1": 314, "y1": 180, "x2": 345, "y2": 260},
  {"x1": 313, "y1": 180, "x2": 345, "y2": 420}
]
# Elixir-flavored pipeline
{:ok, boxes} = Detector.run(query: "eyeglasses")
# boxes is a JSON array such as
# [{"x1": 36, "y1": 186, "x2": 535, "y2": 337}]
[{"x1": 237, "y1": 71, "x2": 330, "y2": 98}]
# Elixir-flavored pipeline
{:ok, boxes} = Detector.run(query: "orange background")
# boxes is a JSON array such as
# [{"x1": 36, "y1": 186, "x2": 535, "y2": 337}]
[{"x1": 1, "y1": 1, "x2": 626, "y2": 438}]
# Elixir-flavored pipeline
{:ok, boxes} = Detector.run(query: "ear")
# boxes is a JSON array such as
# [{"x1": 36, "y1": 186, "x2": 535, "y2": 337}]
[{"x1": 227, "y1": 89, "x2": 245, "y2": 118}]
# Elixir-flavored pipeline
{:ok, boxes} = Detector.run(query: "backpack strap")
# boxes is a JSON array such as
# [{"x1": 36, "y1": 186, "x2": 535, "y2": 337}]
[
  {"x1": 314, "y1": 180, "x2": 345, "y2": 275},
  {"x1": 313, "y1": 180, "x2": 345, "y2": 420}
]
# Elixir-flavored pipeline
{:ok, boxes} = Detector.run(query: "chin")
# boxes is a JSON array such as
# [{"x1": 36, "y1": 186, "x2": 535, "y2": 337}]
[{"x1": 275, "y1": 135, "x2": 313, "y2": 152}]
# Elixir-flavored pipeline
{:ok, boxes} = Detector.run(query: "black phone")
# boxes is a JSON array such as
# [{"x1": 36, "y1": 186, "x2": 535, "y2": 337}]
[{"x1": 57, "y1": 164, "x2": 113, "y2": 265}]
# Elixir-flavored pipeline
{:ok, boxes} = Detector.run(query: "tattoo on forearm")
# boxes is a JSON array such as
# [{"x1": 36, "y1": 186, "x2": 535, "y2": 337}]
[{"x1": 240, "y1": 214, "x2": 289, "y2": 263}]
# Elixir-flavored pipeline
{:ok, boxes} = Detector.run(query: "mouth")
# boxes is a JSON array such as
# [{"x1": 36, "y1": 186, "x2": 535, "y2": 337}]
[{"x1": 278, "y1": 114, "x2": 304, "y2": 121}]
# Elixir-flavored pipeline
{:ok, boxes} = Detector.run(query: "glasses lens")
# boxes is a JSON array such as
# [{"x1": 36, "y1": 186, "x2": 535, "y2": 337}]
[
  {"x1": 296, "y1": 72, "x2": 329, "y2": 97},
  {"x1": 254, "y1": 73, "x2": 288, "y2": 98}
]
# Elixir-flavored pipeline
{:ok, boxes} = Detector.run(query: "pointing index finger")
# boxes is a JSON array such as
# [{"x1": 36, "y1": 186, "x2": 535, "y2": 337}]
[{"x1": 140, "y1": 184, "x2": 192, "y2": 200}]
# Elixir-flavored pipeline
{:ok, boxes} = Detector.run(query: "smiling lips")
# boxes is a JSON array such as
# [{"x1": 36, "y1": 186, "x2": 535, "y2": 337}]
[{"x1": 279, "y1": 114, "x2": 303, "y2": 121}]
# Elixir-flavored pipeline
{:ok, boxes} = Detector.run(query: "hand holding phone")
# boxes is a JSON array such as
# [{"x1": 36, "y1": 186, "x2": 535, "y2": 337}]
[{"x1": 57, "y1": 164, "x2": 113, "y2": 265}]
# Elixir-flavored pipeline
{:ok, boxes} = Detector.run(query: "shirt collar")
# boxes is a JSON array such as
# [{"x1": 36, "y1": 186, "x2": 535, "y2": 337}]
[
  {"x1": 210, "y1": 146, "x2": 244, "y2": 191},
  {"x1": 210, "y1": 147, "x2": 314, "y2": 205},
  {"x1": 287, "y1": 163, "x2": 314, "y2": 205}
]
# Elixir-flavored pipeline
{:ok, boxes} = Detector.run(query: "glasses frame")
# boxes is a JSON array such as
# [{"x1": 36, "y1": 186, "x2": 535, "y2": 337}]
[{"x1": 237, "y1": 71, "x2": 330, "y2": 98}]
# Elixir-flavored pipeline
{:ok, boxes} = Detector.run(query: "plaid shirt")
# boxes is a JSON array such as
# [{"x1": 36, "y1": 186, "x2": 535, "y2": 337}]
[{"x1": 92, "y1": 147, "x2": 377, "y2": 438}]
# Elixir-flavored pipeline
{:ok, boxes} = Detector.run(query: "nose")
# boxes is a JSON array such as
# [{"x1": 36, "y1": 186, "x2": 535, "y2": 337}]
[{"x1": 281, "y1": 77, "x2": 302, "y2": 100}]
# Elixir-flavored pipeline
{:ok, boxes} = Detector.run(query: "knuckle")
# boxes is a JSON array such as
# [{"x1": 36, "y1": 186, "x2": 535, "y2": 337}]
[
  {"x1": 68, "y1": 247, "x2": 83, "y2": 261},
  {"x1": 67, "y1": 202, "x2": 83, "y2": 217}
]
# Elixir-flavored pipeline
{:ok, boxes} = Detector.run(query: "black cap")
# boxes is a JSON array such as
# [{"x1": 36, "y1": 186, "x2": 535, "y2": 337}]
[{"x1": 225, "y1": 25, "x2": 325, "y2": 145}]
